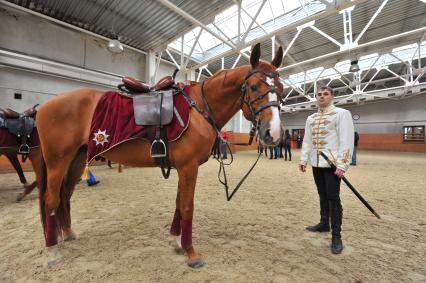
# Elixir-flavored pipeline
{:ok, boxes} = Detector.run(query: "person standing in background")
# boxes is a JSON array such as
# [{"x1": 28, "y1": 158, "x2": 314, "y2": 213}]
[
  {"x1": 283, "y1": 129, "x2": 292, "y2": 161},
  {"x1": 220, "y1": 131, "x2": 230, "y2": 159},
  {"x1": 296, "y1": 134, "x2": 303, "y2": 149}
]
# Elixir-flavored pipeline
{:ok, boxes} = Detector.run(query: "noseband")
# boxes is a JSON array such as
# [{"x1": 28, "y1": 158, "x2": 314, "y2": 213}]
[{"x1": 240, "y1": 69, "x2": 282, "y2": 124}]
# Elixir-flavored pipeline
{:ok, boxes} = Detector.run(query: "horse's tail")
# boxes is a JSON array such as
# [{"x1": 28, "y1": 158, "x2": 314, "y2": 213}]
[
  {"x1": 38, "y1": 151, "x2": 48, "y2": 238},
  {"x1": 56, "y1": 146, "x2": 87, "y2": 236}
]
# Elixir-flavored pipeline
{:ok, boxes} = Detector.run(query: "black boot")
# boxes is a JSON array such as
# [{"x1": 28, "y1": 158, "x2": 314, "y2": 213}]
[
  {"x1": 331, "y1": 236, "x2": 343, "y2": 254},
  {"x1": 306, "y1": 197, "x2": 330, "y2": 232},
  {"x1": 306, "y1": 222, "x2": 330, "y2": 232},
  {"x1": 330, "y1": 199, "x2": 343, "y2": 254}
]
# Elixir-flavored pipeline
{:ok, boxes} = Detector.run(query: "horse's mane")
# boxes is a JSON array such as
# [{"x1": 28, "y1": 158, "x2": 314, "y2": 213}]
[
  {"x1": 204, "y1": 65, "x2": 251, "y2": 88},
  {"x1": 211, "y1": 69, "x2": 228, "y2": 78}
]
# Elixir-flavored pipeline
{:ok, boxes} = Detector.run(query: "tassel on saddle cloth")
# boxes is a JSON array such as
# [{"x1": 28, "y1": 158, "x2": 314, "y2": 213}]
[{"x1": 85, "y1": 90, "x2": 190, "y2": 176}]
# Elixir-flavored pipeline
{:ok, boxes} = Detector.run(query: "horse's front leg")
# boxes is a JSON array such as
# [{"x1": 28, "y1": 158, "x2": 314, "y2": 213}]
[
  {"x1": 176, "y1": 163, "x2": 204, "y2": 268},
  {"x1": 170, "y1": 191, "x2": 184, "y2": 254}
]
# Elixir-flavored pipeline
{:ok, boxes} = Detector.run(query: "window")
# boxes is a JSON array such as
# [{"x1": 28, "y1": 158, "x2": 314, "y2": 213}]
[
  {"x1": 14, "y1": 92, "x2": 22, "y2": 100},
  {"x1": 403, "y1": 126, "x2": 425, "y2": 142}
]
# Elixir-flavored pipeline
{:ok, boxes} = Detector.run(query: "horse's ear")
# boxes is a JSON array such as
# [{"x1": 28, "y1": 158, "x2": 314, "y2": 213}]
[
  {"x1": 250, "y1": 43, "x2": 261, "y2": 68},
  {"x1": 271, "y1": 46, "x2": 283, "y2": 68}
]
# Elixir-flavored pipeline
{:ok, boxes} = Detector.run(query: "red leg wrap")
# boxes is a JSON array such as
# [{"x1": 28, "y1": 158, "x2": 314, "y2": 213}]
[
  {"x1": 170, "y1": 209, "x2": 181, "y2": 236},
  {"x1": 45, "y1": 214, "x2": 58, "y2": 247},
  {"x1": 180, "y1": 219, "x2": 192, "y2": 250}
]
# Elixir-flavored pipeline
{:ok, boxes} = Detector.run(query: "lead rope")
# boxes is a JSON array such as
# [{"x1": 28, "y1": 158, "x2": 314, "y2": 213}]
[
  {"x1": 198, "y1": 82, "x2": 262, "y2": 201},
  {"x1": 217, "y1": 146, "x2": 262, "y2": 201},
  {"x1": 177, "y1": 83, "x2": 262, "y2": 200}
]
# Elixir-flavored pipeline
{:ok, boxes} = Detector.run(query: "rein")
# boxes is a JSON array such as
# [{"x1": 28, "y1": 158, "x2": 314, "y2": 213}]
[{"x1": 179, "y1": 68, "x2": 281, "y2": 201}]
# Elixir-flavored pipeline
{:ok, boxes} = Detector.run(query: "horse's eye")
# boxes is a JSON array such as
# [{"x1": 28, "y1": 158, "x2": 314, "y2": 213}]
[{"x1": 250, "y1": 85, "x2": 258, "y2": 92}]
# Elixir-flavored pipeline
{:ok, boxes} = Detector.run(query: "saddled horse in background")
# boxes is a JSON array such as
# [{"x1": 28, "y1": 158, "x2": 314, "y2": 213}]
[
  {"x1": 35, "y1": 43, "x2": 284, "y2": 268},
  {"x1": 0, "y1": 106, "x2": 42, "y2": 202}
]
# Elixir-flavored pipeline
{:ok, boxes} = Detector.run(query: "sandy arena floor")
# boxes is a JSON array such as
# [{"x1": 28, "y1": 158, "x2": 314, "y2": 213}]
[{"x1": 0, "y1": 150, "x2": 425, "y2": 282}]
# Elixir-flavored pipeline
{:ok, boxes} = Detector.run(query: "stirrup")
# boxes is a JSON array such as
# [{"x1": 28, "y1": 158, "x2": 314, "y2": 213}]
[
  {"x1": 150, "y1": 139, "x2": 167, "y2": 158},
  {"x1": 18, "y1": 144, "x2": 30, "y2": 154}
]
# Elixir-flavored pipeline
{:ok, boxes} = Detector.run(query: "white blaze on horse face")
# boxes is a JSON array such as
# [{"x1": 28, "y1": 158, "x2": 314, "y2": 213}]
[{"x1": 266, "y1": 77, "x2": 281, "y2": 142}]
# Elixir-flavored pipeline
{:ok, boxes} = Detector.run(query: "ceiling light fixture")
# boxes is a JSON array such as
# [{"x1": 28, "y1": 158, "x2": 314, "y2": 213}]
[
  {"x1": 349, "y1": 59, "x2": 360, "y2": 73},
  {"x1": 107, "y1": 34, "x2": 124, "y2": 54}
]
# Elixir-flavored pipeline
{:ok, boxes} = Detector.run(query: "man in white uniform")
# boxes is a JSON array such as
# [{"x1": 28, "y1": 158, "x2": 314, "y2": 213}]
[{"x1": 299, "y1": 86, "x2": 354, "y2": 254}]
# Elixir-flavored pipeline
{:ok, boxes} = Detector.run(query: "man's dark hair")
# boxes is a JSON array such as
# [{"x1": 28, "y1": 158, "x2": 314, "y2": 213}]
[{"x1": 317, "y1": 85, "x2": 334, "y2": 96}]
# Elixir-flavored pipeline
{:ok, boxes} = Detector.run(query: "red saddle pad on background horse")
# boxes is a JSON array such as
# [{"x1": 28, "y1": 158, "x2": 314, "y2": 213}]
[
  {"x1": 0, "y1": 128, "x2": 39, "y2": 149},
  {"x1": 87, "y1": 90, "x2": 190, "y2": 163}
]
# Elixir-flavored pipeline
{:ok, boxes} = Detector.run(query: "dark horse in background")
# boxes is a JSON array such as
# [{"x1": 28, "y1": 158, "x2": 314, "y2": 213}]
[
  {"x1": 35, "y1": 43, "x2": 284, "y2": 268},
  {"x1": 0, "y1": 106, "x2": 41, "y2": 202}
]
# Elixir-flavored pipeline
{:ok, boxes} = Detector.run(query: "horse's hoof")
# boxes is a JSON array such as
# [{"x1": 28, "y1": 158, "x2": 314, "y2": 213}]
[
  {"x1": 16, "y1": 193, "x2": 26, "y2": 202},
  {"x1": 46, "y1": 247, "x2": 63, "y2": 268},
  {"x1": 187, "y1": 258, "x2": 204, "y2": 268},
  {"x1": 47, "y1": 254, "x2": 63, "y2": 268},
  {"x1": 64, "y1": 231, "x2": 78, "y2": 241}
]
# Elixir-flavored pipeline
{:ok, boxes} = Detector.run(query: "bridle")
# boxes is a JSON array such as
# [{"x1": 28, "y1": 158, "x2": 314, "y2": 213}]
[
  {"x1": 240, "y1": 69, "x2": 282, "y2": 125},
  {"x1": 181, "y1": 67, "x2": 283, "y2": 201},
  {"x1": 192, "y1": 68, "x2": 283, "y2": 143}
]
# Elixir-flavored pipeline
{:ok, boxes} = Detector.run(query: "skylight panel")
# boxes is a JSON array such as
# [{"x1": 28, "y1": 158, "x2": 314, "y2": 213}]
[{"x1": 167, "y1": 0, "x2": 315, "y2": 63}]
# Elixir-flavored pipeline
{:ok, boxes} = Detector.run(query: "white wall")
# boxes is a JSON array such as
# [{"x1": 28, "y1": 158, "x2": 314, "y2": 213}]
[
  {"x1": 281, "y1": 95, "x2": 426, "y2": 134},
  {"x1": 0, "y1": 5, "x2": 181, "y2": 111},
  {"x1": 0, "y1": 67, "x2": 111, "y2": 111},
  {"x1": 223, "y1": 111, "x2": 253, "y2": 133},
  {"x1": 0, "y1": 4, "x2": 246, "y2": 133}
]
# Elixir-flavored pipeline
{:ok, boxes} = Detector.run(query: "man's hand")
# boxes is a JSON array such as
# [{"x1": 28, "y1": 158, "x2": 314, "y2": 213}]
[
  {"x1": 299, "y1": 164, "x2": 306, "y2": 172},
  {"x1": 334, "y1": 168, "x2": 345, "y2": 178}
]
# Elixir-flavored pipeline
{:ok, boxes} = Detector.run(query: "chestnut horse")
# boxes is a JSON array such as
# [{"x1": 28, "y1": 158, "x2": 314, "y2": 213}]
[{"x1": 35, "y1": 43, "x2": 284, "y2": 268}]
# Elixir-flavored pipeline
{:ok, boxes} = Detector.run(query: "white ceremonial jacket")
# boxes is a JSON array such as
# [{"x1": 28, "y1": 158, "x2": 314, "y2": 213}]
[{"x1": 300, "y1": 105, "x2": 354, "y2": 172}]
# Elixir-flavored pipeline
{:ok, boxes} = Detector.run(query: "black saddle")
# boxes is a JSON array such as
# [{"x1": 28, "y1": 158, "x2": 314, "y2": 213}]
[{"x1": 0, "y1": 104, "x2": 38, "y2": 155}]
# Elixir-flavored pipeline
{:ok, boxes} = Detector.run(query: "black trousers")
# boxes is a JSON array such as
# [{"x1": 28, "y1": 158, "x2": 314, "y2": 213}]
[
  {"x1": 284, "y1": 144, "x2": 291, "y2": 160},
  {"x1": 312, "y1": 167, "x2": 341, "y2": 200},
  {"x1": 312, "y1": 167, "x2": 343, "y2": 237}
]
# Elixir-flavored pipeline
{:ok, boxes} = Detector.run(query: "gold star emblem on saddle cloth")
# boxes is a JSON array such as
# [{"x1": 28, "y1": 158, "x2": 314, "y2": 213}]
[{"x1": 93, "y1": 129, "x2": 110, "y2": 146}]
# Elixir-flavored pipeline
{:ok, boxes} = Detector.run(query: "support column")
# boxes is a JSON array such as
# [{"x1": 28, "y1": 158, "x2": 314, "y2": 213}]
[
  {"x1": 186, "y1": 69, "x2": 195, "y2": 82},
  {"x1": 145, "y1": 49, "x2": 156, "y2": 84}
]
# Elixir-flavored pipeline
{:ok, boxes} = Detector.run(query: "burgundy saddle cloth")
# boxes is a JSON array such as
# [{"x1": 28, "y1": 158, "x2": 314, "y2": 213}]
[
  {"x1": 0, "y1": 128, "x2": 39, "y2": 149},
  {"x1": 87, "y1": 90, "x2": 190, "y2": 163}
]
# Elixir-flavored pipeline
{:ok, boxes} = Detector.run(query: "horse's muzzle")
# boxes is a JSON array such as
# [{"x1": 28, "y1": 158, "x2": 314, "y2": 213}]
[{"x1": 258, "y1": 121, "x2": 281, "y2": 147}]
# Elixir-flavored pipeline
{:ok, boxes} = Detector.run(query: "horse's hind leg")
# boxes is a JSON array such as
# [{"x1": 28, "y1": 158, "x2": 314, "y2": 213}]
[
  {"x1": 176, "y1": 163, "x2": 204, "y2": 268},
  {"x1": 7, "y1": 153, "x2": 27, "y2": 184},
  {"x1": 17, "y1": 151, "x2": 43, "y2": 203},
  {"x1": 16, "y1": 181, "x2": 37, "y2": 202},
  {"x1": 61, "y1": 146, "x2": 87, "y2": 241},
  {"x1": 42, "y1": 150, "x2": 79, "y2": 266},
  {"x1": 14, "y1": 152, "x2": 37, "y2": 202}
]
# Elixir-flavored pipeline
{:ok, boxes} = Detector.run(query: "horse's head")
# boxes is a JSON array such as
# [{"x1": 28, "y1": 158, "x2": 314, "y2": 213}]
[{"x1": 240, "y1": 43, "x2": 284, "y2": 146}]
